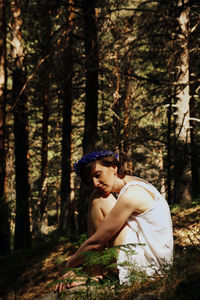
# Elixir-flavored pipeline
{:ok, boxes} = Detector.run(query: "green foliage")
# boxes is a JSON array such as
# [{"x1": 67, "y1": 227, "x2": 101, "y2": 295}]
[
  {"x1": 170, "y1": 197, "x2": 200, "y2": 213},
  {"x1": 74, "y1": 233, "x2": 88, "y2": 247},
  {"x1": 54, "y1": 243, "x2": 145, "y2": 299},
  {"x1": 58, "y1": 236, "x2": 69, "y2": 243},
  {"x1": 81, "y1": 246, "x2": 118, "y2": 269}
]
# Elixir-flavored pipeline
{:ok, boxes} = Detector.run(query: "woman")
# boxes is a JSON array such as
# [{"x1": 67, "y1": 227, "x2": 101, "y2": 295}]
[{"x1": 55, "y1": 150, "x2": 173, "y2": 292}]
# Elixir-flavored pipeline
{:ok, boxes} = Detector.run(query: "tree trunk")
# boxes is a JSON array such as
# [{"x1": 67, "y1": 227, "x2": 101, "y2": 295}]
[
  {"x1": 112, "y1": 50, "x2": 121, "y2": 151},
  {"x1": 82, "y1": 0, "x2": 99, "y2": 154},
  {"x1": 189, "y1": 15, "x2": 200, "y2": 198},
  {"x1": 0, "y1": 0, "x2": 10, "y2": 255},
  {"x1": 174, "y1": 0, "x2": 192, "y2": 203},
  {"x1": 11, "y1": 0, "x2": 31, "y2": 250},
  {"x1": 40, "y1": 91, "x2": 49, "y2": 234},
  {"x1": 190, "y1": 94, "x2": 199, "y2": 198},
  {"x1": 60, "y1": 0, "x2": 74, "y2": 230},
  {"x1": 122, "y1": 64, "x2": 133, "y2": 174},
  {"x1": 167, "y1": 96, "x2": 172, "y2": 204},
  {"x1": 78, "y1": 0, "x2": 99, "y2": 234},
  {"x1": 39, "y1": 1, "x2": 51, "y2": 235}
]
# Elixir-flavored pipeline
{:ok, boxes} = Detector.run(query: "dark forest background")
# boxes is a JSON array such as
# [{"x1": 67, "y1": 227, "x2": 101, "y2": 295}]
[{"x1": 0, "y1": 0, "x2": 200, "y2": 258}]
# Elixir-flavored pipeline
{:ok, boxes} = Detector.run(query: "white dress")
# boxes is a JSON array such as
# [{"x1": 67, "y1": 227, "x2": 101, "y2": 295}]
[{"x1": 117, "y1": 180, "x2": 174, "y2": 284}]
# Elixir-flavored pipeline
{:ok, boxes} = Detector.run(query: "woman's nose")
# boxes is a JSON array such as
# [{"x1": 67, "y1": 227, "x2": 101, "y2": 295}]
[{"x1": 93, "y1": 177, "x2": 99, "y2": 188}]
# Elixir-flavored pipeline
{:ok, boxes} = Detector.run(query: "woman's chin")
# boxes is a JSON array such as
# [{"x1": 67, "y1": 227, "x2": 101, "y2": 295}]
[{"x1": 102, "y1": 190, "x2": 111, "y2": 197}]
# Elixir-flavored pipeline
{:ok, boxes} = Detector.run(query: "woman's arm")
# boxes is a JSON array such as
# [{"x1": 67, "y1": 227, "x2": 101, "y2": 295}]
[{"x1": 66, "y1": 186, "x2": 148, "y2": 268}]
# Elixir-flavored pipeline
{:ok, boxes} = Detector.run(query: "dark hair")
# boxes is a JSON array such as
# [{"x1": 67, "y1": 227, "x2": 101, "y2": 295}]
[{"x1": 80, "y1": 156, "x2": 126, "y2": 184}]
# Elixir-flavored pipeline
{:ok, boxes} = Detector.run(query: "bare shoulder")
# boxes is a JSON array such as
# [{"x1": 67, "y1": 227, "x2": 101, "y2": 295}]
[{"x1": 119, "y1": 185, "x2": 154, "y2": 214}]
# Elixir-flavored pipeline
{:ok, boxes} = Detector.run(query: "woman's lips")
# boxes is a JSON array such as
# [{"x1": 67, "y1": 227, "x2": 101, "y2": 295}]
[{"x1": 98, "y1": 185, "x2": 105, "y2": 191}]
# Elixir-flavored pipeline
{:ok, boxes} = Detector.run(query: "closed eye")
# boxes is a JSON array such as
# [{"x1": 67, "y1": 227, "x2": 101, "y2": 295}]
[{"x1": 94, "y1": 172, "x2": 101, "y2": 178}]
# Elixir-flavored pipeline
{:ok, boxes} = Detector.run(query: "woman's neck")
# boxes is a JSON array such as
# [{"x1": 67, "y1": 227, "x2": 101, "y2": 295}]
[
  {"x1": 112, "y1": 176, "x2": 127, "y2": 194},
  {"x1": 113, "y1": 175, "x2": 142, "y2": 193}
]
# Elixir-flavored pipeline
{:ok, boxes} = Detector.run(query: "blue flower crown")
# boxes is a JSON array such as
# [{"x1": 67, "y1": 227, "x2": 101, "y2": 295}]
[{"x1": 74, "y1": 150, "x2": 118, "y2": 177}]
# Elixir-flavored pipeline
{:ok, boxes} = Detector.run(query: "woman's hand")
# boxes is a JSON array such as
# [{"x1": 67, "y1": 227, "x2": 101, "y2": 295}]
[
  {"x1": 54, "y1": 270, "x2": 86, "y2": 294},
  {"x1": 65, "y1": 254, "x2": 77, "y2": 268},
  {"x1": 54, "y1": 270, "x2": 102, "y2": 294}
]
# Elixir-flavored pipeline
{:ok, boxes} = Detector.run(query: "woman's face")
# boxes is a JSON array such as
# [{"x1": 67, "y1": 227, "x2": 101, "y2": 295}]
[{"x1": 90, "y1": 162, "x2": 117, "y2": 195}]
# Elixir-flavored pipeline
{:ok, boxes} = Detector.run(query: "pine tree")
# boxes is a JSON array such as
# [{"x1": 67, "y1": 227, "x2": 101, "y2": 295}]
[
  {"x1": 0, "y1": 0, "x2": 10, "y2": 255},
  {"x1": 10, "y1": 0, "x2": 31, "y2": 250},
  {"x1": 60, "y1": 0, "x2": 75, "y2": 230}
]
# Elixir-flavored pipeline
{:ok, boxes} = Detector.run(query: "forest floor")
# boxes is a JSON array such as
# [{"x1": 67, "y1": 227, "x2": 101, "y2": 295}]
[{"x1": 0, "y1": 201, "x2": 200, "y2": 300}]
